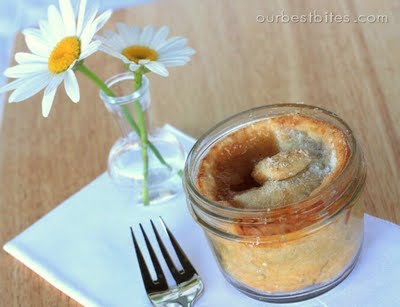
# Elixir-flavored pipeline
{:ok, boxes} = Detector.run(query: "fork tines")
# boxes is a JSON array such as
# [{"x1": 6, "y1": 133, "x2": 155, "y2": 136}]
[{"x1": 130, "y1": 217, "x2": 198, "y2": 294}]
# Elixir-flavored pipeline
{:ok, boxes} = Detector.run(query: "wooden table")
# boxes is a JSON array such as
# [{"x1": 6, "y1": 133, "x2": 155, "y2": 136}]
[{"x1": 1, "y1": 0, "x2": 399, "y2": 305}]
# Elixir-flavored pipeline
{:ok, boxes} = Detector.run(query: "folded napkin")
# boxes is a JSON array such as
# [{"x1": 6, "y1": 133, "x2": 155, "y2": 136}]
[{"x1": 4, "y1": 125, "x2": 400, "y2": 307}]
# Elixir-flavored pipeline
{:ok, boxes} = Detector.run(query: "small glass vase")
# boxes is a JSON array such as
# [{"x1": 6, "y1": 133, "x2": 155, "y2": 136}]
[{"x1": 100, "y1": 72, "x2": 185, "y2": 205}]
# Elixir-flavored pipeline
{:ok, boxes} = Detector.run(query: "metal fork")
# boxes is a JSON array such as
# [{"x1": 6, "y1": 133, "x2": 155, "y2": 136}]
[{"x1": 130, "y1": 217, "x2": 204, "y2": 306}]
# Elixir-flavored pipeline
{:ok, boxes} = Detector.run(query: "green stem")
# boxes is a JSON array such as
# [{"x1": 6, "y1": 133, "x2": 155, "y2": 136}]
[
  {"x1": 135, "y1": 68, "x2": 182, "y2": 178},
  {"x1": 76, "y1": 63, "x2": 172, "y2": 170},
  {"x1": 121, "y1": 105, "x2": 171, "y2": 170},
  {"x1": 132, "y1": 70, "x2": 149, "y2": 205},
  {"x1": 134, "y1": 99, "x2": 149, "y2": 205},
  {"x1": 77, "y1": 63, "x2": 115, "y2": 97},
  {"x1": 134, "y1": 69, "x2": 143, "y2": 88}
]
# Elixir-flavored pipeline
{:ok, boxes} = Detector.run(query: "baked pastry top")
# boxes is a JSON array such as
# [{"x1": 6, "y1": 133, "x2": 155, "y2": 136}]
[{"x1": 197, "y1": 114, "x2": 350, "y2": 209}]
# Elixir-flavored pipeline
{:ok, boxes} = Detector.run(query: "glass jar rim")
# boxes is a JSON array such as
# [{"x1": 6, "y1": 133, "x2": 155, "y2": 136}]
[
  {"x1": 99, "y1": 72, "x2": 150, "y2": 106},
  {"x1": 184, "y1": 103, "x2": 364, "y2": 222}
]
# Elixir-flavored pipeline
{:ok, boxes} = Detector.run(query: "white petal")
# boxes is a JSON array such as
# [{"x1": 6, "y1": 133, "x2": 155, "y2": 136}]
[
  {"x1": 38, "y1": 19, "x2": 58, "y2": 43},
  {"x1": 77, "y1": 0, "x2": 98, "y2": 36},
  {"x1": 102, "y1": 30, "x2": 113, "y2": 40},
  {"x1": 95, "y1": 10, "x2": 112, "y2": 32},
  {"x1": 160, "y1": 47, "x2": 196, "y2": 58},
  {"x1": 42, "y1": 89, "x2": 57, "y2": 117},
  {"x1": 4, "y1": 64, "x2": 48, "y2": 78},
  {"x1": 139, "y1": 25, "x2": 156, "y2": 46},
  {"x1": 129, "y1": 63, "x2": 140, "y2": 71},
  {"x1": 80, "y1": 40, "x2": 101, "y2": 59},
  {"x1": 22, "y1": 28, "x2": 45, "y2": 41},
  {"x1": 99, "y1": 31, "x2": 113, "y2": 42},
  {"x1": 80, "y1": 10, "x2": 112, "y2": 50},
  {"x1": 9, "y1": 73, "x2": 51, "y2": 103},
  {"x1": 103, "y1": 30, "x2": 116, "y2": 39},
  {"x1": 0, "y1": 77, "x2": 31, "y2": 93},
  {"x1": 42, "y1": 76, "x2": 63, "y2": 117},
  {"x1": 128, "y1": 26, "x2": 141, "y2": 45},
  {"x1": 150, "y1": 26, "x2": 170, "y2": 49},
  {"x1": 24, "y1": 34, "x2": 52, "y2": 57},
  {"x1": 159, "y1": 59, "x2": 188, "y2": 67},
  {"x1": 99, "y1": 45, "x2": 126, "y2": 61},
  {"x1": 158, "y1": 56, "x2": 190, "y2": 67},
  {"x1": 80, "y1": 23, "x2": 96, "y2": 50},
  {"x1": 157, "y1": 37, "x2": 187, "y2": 54},
  {"x1": 64, "y1": 70, "x2": 80, "y2": 102},
  {"x1": 100, "y1": 31, "x2": 126, "y2": 50},
  {"x1": 47, "y1": 5, "x2": 65, "y2": 41},
  {"x1": 47, "y1": 74, "x2": 64, "y2": 93},
  {"x1": 138, "y1": 59, "x2": 150, "y2": 65},
  {"x1": 144, "y1": 61, "x2": 169, "y2": 77},
  {"x1": 76, "y1": 0, "x2": 87, "y2": 36},
  {"x1": 15, "y1": 52, "x2": 47, "y2": 64},
  {"x1": 159, "y1": 55, "x2": 190, "y2": 62},
  {"x1": 122, "y1": 58, "x2": 132, "y2": 65},
  {"x1": 59, "y1": 0, "x2": 76, "y2": 36},
  {"x1": 116, "y1": 23, "x2": 132, "y2": 43}
]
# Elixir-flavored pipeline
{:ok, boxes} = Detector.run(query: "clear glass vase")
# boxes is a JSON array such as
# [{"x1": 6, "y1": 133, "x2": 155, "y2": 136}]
[{"x1": 100, "y1": 72, "x2": 185, "y2": 205}]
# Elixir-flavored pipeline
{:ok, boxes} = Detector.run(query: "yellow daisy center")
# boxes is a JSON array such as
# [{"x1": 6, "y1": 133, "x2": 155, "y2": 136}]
[
  {"x1": 122, "y1": 45, "x2": 158, "y2": 63},
  {"x1": 48, "y1": 36, "x2": 81, "y2": 74}
]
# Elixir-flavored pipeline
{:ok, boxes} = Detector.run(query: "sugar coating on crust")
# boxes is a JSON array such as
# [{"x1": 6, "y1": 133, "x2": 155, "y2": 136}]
[
  {"x1": 252, "y1": 148, "x2": 312, "y2": 183},
  {"x1": 197, "y1": 114, "x2": 350, "y2": 209}
]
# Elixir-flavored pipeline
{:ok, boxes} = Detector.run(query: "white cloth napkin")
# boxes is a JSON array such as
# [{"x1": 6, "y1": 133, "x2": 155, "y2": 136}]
[{"x1": 3, "y1": 125, "x2": 400, "y2": 307}]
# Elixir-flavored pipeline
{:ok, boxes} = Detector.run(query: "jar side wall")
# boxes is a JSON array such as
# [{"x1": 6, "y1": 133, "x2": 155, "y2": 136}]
[{"x1": 201, "y1": 195, "x2": 364, "y2": 294}]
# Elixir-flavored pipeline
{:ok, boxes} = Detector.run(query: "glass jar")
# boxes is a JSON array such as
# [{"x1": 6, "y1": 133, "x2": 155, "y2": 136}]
[
  {"x1": 183, "y1": 104, "x2": 366, "y2": 303},
  {"x1": 100, "y1": 72, "x2": 185, "y2": 204}
]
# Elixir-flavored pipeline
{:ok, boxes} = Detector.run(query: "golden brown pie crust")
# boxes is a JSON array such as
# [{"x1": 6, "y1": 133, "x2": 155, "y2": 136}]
[{"x1": 197, "y1": 114, "x2": 351, "y2": 208}]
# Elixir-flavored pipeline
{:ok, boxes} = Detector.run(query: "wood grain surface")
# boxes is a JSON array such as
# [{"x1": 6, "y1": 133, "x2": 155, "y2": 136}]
[{"x1": 1, "y1": 0, "x2": 399, "y2": 305}]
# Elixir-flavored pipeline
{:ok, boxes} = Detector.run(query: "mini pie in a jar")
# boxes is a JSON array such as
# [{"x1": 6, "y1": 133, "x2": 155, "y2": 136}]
[{"x1": 183, "y1": 104, "x2": 366, "y2": 303}]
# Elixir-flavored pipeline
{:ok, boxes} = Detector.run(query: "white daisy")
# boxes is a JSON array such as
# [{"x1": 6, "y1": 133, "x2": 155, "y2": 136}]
[
  {"x1": 97, "y1": 24, "x2": 195, "y2": 77},
  {"x1": 0, "y1": 0, "x2": 112, "y2": 117}
]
